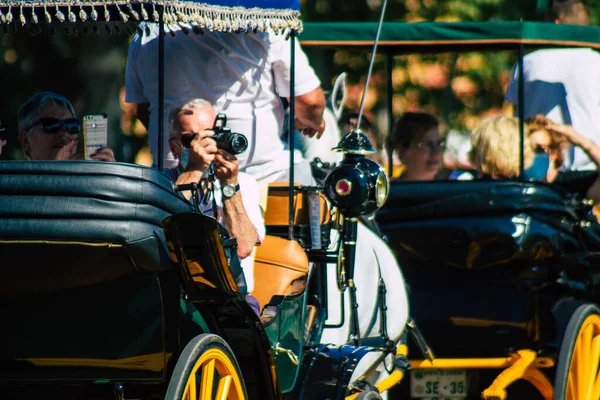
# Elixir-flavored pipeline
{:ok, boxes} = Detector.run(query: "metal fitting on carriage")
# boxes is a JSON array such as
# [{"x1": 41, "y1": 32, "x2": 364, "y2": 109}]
[
  {"x1": 393, "y1": 354, "x2": 411, "y2": 372},
  {"x1": 407, "y1": 318, "x2": 435, "y2": 362},
  {"x1": 112, "y1": 382, "x2": 125, "y2": 400},
  {"x1": 582, "y1": 198, "x2": 594, "y2": 207},
  {"x1": 349, "y1": 380, "x2": 380, "y2": 395},
  {"x1": 275, "y1": 343, "x2": 299, "y2": 365}
]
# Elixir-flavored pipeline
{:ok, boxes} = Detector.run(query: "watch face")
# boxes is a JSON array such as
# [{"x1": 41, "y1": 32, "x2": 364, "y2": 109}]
[{"x1": 223, "y1": 184, "x2": 236, "y2": 198}]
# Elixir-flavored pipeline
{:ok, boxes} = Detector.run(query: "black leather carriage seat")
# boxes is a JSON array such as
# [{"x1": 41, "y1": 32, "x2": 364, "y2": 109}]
[{"x1": 0, "y1": 161, "x2": 194, "y2": 296}]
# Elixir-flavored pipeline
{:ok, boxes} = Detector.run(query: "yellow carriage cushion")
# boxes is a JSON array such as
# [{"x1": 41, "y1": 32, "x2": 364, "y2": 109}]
[
  {"x1": 264, "y1": 182, "x2": 331, "y2": 226},
  {"x1": 252, "y1": 235, "x2": 309, "y2": 312}
]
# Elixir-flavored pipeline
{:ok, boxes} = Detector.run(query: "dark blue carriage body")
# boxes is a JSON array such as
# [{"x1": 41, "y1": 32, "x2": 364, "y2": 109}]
[{"x1": 377, "y1": 179, "x2": 600, "y2": 358}]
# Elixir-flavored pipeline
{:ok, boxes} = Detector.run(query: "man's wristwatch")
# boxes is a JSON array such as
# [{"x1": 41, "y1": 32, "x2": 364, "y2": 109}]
[{"x1": 222, "y1": 183, "x2": 240, "y2": 199}]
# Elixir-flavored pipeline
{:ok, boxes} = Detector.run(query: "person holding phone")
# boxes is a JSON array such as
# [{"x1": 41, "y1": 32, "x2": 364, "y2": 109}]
[
  {"x1": 167, "y1": 99, "x2": 264, "y2": 311},
  {"x1": 17, "y1": 92, "x2": 115, "y2": 162}
]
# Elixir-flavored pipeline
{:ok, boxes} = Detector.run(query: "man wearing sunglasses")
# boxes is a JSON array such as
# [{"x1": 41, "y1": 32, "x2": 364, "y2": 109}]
[
  {"x1": 17, "y1": 92, "x2": 115, "y2": 162},
  {"x1": 167, "y1": 99, "x2": 264, "y2": 314}
]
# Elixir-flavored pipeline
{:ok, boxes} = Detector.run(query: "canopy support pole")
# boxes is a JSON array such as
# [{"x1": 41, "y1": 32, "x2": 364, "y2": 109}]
[
  {"x1": 157, "y1": 7, "x2": 165, "y2": 171},
  {"x1": 518, "y1": 42, "x2": 525, "y2": 178},
  {"x1": 386, "y1": 51, "x2": 394, "y2": 176},
  {"x1": 288, "y1": 30, "x2": 296, "y2": 240}
]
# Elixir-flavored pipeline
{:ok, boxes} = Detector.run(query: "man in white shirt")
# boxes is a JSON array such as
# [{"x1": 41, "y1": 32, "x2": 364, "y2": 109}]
[
  {"x1": 167, "y1": 99, "x2": 265, "y2": 298},
  {"x1": 505, "y1": 0, "x2": 599, "y2": 170},
  {"x1": 125, "y1": 23, "x2": 325, "y2": 184}
]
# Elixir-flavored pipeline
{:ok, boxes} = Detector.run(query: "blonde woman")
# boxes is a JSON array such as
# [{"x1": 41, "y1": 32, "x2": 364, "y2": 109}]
[{"x1": 469, "y1": 116, "x2": 533, "y2": 179}]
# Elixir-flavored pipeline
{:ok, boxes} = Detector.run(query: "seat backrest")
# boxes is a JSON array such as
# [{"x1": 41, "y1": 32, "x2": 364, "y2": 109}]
[
  {"x1": 377, "y1": 179, "x2": 581, "y2": 270},
  {"x1": 264, "y1": 182, "x2": 332, "y2": 249},
  {"x1": 0, "y1": 161, "x2": 194, "y2": 295},
  {"x1": 252, "y1": 235, "x2": 309, "y2": 312}
]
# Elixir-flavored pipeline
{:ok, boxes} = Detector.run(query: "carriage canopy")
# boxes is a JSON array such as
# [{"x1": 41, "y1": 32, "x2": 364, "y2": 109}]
[{"x1": 300, "y1": 21, "x2": 600, "y2": 52}]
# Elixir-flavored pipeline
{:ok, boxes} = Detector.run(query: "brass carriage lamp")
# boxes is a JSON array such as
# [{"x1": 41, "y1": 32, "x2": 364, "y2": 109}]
[
  {"x1": 325, "y1": 128, "x2": 389, "y2": 217},
  {"x1": 324, "y1": 128, "x2": 389, "y2": 307}
]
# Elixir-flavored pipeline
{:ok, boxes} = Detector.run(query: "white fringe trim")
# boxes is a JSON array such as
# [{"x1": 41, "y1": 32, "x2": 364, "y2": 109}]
[{"x1": 0, "y1": 0, "x2": 303, "y2": 32}]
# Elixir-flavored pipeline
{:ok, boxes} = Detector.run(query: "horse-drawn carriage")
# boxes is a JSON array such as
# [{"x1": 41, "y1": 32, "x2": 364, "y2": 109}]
[
  {"x1": 0, "y1": 1, "x2": 406, "y2": 399},
  {"x1": 301, "y1": 20, "x2": 600, "y2": 400},
  {"x1": 4, "y1": 0, "x2": 600, "y2": 396}
]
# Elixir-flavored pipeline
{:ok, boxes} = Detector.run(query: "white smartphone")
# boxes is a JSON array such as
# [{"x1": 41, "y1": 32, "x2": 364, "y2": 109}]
[{"x1": 83, "y1": 114, "x2": 108, "y2": 160}]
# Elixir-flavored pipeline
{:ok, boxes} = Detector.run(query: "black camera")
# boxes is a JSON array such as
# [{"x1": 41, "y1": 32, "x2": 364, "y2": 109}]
[
  {"x1": 180, "y1": 113, "x2": 248, "y2": 156},
  {"x1": 212, "y1": 113, "x2": 248, "y2": 155}
]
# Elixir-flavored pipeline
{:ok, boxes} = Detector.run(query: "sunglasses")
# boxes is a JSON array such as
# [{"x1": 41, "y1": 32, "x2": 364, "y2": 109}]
[
  {"x1": 415, "y1": 139, "x2": 446, "y2": 152},
  {"x1": 30, "y1": 117, "x2": 81, "y2": 135}
]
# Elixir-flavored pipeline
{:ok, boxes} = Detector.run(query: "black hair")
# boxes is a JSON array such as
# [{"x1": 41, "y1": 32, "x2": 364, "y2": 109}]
[{"x1": 387, "y1": 112, "x2": 439, "y2": 152}]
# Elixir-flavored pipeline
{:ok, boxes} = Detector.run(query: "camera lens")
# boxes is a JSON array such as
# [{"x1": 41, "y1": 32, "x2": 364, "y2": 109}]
[{"x1": 228, "y1": 133, "x2": 248, "y2": 155}]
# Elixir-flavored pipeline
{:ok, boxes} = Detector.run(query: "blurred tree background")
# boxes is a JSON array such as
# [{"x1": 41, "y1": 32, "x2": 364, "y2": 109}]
[
  {"x1": 0, "y1": 0, "x2": 598, "y2": 162},
  {"x1": 302, "y1": 0, "x2": 600, "y2": 138}
]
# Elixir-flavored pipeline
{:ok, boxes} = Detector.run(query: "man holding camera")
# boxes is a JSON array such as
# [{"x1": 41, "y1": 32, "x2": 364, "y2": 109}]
[{"x1": 167, "y1": 99, "x2": 265, "y2": 299}]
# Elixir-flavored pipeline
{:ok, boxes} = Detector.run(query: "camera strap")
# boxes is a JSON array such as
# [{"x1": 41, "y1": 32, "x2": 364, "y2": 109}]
[{"x1": 198, "y1": 163, "x2": 222, "y2": 221}]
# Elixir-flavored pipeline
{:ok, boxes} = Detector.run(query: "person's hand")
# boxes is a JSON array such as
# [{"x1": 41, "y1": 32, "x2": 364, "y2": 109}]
[
  {"x1": 90, "y1": 147, "x2": 116, "y2": 162},
  {"x1": 296, "y1": 116, "x2": 326, "y2": 139},
  {"x1": 185, "y1": 130, "x2": 218, "y2": 172},
  {"x1": 546, "y1": 123, "x2": 580, "y2": 143},
  {"x1": 0, "y1": 139, "x2": 6, "y2": 156},
  {"x1": 55, "y1": 137, "x2": 82, "y2": 160},
  {"x1": 214, "y1": 149, "x2": 240, "y2": 185}
]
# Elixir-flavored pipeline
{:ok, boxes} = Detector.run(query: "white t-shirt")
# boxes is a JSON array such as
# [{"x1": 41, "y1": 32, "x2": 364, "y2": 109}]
[
  {"x1": 126, "y1": 22, "x2": 321, "y2": 182},
  {"x1": 505, "y1": 48, "x2": 600, "y2": 170},
  {"x1": 164, "y1": 169, "x2": 265, "y2": 293}
]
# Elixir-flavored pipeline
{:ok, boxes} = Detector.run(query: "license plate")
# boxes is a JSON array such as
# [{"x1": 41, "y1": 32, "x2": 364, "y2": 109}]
[{"x1": 410, "y1": 369, "x2": 467, "y2": 398}]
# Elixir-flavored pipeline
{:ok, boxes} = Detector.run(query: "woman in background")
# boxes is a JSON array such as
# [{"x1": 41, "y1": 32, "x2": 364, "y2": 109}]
[
  {"x1": 469, "y1": 115, "x2": 533, "y2": 179},
  {"x1": 525, "y1": 114, "x2": 567, "y2": 182},
  {"x1": 386, "y1": 112, "x2": 443, "y2": 181}
]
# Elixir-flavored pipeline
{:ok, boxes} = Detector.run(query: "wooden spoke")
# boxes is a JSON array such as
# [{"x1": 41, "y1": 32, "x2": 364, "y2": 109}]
[
  {"x1": 566, "y1": 313, "x2": 600, "y2": 400},
  {"x1": 181, "y1": 348, "x2": 245, "y2": 400},
  {"x1": 200, "y1": 359, "x2": 216, "y2": 400},
  {"x1": 216, "y1": 376, "x2": 233, "y2": 400}
]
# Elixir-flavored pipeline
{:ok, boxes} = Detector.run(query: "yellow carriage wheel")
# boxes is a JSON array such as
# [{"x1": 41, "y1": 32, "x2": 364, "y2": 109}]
[
  {"x1": 554, "y1": 304, "x2": 600, "y2": 400},
  {"x1": 166, "y1": 333, "x2": 247, "y2": 400}
]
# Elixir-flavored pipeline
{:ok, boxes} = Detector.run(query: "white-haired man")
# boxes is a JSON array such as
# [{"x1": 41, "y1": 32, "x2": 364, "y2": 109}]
[{"x1": 167, "y1": 99, "x2": 264, "y2": 312}]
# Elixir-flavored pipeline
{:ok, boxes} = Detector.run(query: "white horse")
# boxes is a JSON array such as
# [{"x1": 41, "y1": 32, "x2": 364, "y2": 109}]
[
  {"x1": 298, "y1": 73, "x2": 410, "y2": 397},
  {"x1": 319, "y1": 222, "x2": 409, "y2": 399}
]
